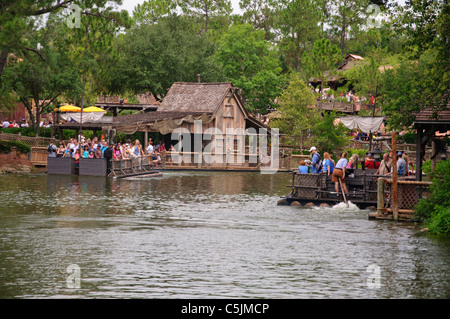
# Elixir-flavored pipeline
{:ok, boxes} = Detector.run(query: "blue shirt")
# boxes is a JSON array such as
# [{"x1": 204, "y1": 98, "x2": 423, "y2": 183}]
[
  {"x1": 322, "y1": 159, "x2": 334, "y2": 174},
  {"x1": 311, "y1": 153, "x2": 320, "y2": 173},
  {"x1": 298, "y1": 165, "x2": 309, "y2": 173}
]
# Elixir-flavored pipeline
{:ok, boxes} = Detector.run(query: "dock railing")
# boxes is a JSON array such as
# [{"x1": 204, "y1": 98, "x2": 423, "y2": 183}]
[
  {"x1": 110, "y1": 155, "x2": 155, "y2": 177},
  {"x1": 377, "y1": 178, "x2": 432, "y2": 221}
]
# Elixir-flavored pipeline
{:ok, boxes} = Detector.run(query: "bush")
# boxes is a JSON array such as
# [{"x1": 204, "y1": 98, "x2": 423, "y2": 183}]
[
  {"x1": 426, "y1": 207, "x2": 450, "y2": 236},
  {"x1": 0, "y1": 127, "x2": 52, "y2": 137},
  {"x1": 414, "y1": 160, "x2": 450, "y2": 236},
  {"x1": 0, "y1": 141, "x2": 31, "y2": 154},
  {"x1": 401, "y1": 132, "x2": 417, "y2": 144}
]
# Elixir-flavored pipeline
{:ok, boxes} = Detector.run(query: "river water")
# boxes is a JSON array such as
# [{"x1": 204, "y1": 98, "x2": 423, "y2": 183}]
[{"x1": 0, "y1": 171, "x2": 448, "y2": 299}]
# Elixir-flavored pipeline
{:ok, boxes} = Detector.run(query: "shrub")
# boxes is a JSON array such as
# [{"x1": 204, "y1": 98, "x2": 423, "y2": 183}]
[
  {"x1": 0, "y1": 141, "x2": 31, "y2": 154},
  {"x1": 426, "y1": 207, "x2": 450, "y2": 236},
  {"x1": 414, "y1": 160, "x2": 450, "y2": 236},
  {"x1": 401, "y1": 132, "x2": 417, "y2": 144}
]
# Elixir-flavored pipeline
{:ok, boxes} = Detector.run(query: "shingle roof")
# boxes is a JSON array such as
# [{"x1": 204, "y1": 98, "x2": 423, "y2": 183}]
[
  {"x1": 413, "y1": 106, "x2": 450, "y2": 124},
  {"x1": 113, "y1": 111, "x2": 207, "y2": 126},
  {"x1": 156, "y1": 82, "x2": 233, "y2": 113}
]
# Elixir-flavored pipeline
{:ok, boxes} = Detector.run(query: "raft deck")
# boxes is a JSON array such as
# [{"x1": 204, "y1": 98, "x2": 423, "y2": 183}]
[
  {"x1": 47, "y1": 156, "x2": 161, "y2": 178},
  {"x1": 278, "y1": 169, "x2": 380, "y2": 209}
]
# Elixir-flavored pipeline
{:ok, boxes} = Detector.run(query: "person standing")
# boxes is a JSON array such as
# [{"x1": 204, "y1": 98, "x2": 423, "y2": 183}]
[
  {"x1": 396, "y1": 152, "x2": 407, "y2": 176},
  {"x1": 332, "y1": 152, "x2": 349, "y2": 195},
  {"x1": 47, "y1": 140, "x2": 57, "y2": 158},
  {"x1": 309, "y1": 146, "x2": 322, "y2": 174},
  {"x1": 322, "y1": 152, "x2": 334, "y2": 176},
  {"x1": 376, "y1": 153, "x2": 392, "y2": 176}
]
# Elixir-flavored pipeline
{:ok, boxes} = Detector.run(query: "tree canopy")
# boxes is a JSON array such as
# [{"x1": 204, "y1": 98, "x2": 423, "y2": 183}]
[{"x1": 0, "y1": 0, "x2": 448, "y2": 133}]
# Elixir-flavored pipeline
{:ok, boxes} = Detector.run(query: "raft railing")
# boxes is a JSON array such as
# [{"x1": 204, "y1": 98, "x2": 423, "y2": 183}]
[{"x1": 109, "y1": 155, "x2": 155, "y2": 177}]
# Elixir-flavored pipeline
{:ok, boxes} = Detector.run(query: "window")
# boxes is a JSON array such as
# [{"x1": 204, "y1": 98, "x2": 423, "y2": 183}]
[{"x1": 224, "y1": 104, "x2": 234, "y2": 118}]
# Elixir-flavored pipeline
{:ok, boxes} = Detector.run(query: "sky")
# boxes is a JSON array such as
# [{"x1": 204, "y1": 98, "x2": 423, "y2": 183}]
[{"x1": 117, "y1": 0, "x2": 243, "y2": 15}]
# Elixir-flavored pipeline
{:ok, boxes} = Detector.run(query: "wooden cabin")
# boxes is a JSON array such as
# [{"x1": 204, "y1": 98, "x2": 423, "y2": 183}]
[{"x1": 113, "y1": 82, "x2": 270, "y2": 169}]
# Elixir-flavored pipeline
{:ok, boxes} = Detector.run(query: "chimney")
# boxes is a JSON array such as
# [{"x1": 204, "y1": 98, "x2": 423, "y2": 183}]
[{"x1": 197, "y1": 74, "x2": 201, "y2": 83}]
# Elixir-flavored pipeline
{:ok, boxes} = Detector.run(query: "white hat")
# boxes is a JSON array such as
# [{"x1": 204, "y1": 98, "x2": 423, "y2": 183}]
[{"x1": 309, "y1": 146, "x2": 316, "y2": 152}]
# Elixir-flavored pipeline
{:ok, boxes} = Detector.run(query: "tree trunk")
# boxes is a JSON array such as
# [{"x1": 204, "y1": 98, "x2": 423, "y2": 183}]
[
  {"x1": 340, "y1": 22, "x2": 346, "y2": 54},
  {"x1": 0, "y1": 51, "x2": 8, "y2": 79},
  {"x1": 34, "y1": 98, "x2": 41, "y2": 132},
  {"x1": 204, "y1": 3, "x2": 209, "y2": 33},
  {"x1": 79, "y1": 73, "x2": 86, "y2": 141}
]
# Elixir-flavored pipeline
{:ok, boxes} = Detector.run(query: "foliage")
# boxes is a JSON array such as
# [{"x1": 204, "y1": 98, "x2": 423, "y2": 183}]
[
  {"x1": 399, "y1": 132, "x2": 417, "y2": 144},
  {"x1": 106, "y1": 15, "x2": 222, "y2": 98},
  {"x1": 414, "y1": 159, "x2": 450, "y2": 236},
  {"x1": 381, "y1": 49, "x2": 448, "y2": 129},
  {"x1": 345, "y1": 147, "x2": 369, "y2": 159},
  {"x1": 0, "y1": 1, "x2": 125, "y2": 79},
  {"x1": 343, "y1": 49, "x2": 388, "y2": 106},
  {"x1": 275, "y1": 0, "x2": 322, "y2": 71},
  {"x1": 215, "y1": 23, "x2": 286, "y2": 114},
  {"x1": 310, "y1": 110, "x2": 352, "y2": 155},
  {"x1": 0, "y1": 140, "x2": 31, "y2": 154},
  {"x1": 269, "y1": 72, "x2": 317, "y2": 144},
  {"x1": 1, "y1": 43, "x2": 82, "y2": 131},
  {"x1": 0, "y1": 127, "x2": 52, "y2": 137},
  {"x1": 425, "y1": 207, "x2": 450, "y2": 236},
  {"x1": 302, "y1": 38, "x2": 342, "y2": 91},
  {"x1": 328, "y1": 0, "x2": 370, "y2": 54},
  {"x1": 133, "y1": 0, "x2": 179, "y2": 24},
  {"x1": 381, "y1": 0, "x2": 449, "y2": 130},
  {"x1": 179, "y1": 0, "x2": 232, "y2": 34}
]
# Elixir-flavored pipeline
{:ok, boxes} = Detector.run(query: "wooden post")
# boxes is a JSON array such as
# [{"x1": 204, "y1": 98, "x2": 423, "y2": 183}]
[
  {"x1": 392, "y1": 131, "x2": 399, "y2": 221},
  {"x1": 377, "y1": 177, "x2": 385, "y2": 216},
  {"x1": 431, "y1": 139, "x2": 437, "y2": 173},
  {"x1": 144, "y1": 126, "x2": 148, "y2": 151},
  {"x1": 416, "y1": 125, "x2": 423, "y2": 181}
]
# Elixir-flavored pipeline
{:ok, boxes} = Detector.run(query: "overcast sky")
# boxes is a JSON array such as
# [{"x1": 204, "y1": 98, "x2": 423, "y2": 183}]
[{"x1": 117, "y1": 0, "x2": 243, "y2": 15}]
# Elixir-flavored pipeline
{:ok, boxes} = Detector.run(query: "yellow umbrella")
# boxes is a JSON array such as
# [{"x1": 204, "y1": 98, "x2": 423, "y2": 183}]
[
  {"x1": 58, "y1": 105, "x2": 81, "y2": 112},
  {"x1": 83, "y1": 106, "x2": 106, "y2": 113}
]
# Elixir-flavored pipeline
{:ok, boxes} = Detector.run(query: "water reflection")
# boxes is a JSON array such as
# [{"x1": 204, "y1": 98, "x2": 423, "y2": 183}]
[{"x1": 0, "y1": 172, "x2": 448, "y2": 298}]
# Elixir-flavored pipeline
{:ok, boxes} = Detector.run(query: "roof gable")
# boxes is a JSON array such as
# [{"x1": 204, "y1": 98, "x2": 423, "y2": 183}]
[{"x1": 157, "y1": 82, "x2": 234, "y2": 114}]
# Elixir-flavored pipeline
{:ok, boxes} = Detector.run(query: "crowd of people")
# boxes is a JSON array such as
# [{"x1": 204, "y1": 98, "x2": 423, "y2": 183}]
[
  {"x1": 48, "y1": 136, "x2": 173, "y2": 167},
  {"x1": 312, "y1": 88, "x2": 369, "y2": 104},
  {"x1": 2, "y1": 118, "x2": 53, "y2": 129},
  {"x1": 297, "y1": 146, "x2": 414, "y2": 196}
]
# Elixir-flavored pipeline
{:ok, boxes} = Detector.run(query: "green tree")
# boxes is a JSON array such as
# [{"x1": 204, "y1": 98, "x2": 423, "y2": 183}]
[
  {"x1": 302, "y1": 38, "x2": 342, "y2": 93},
  {"x1": 239, "y1": 0, "x2": 278, "y2": 40},
  {"x1": 310, "y1": 110, "x2": 351, "y2": 155},
  {"x1": 381, "y1": 0, "x2": 449, "y2": 129},
  {"x1": 329, "y1": 0, "x2": 370, "y2": 54},
  {"x1": 106, "y1": 16, "x2": 223, "y2": 98},
  {"x1": 415, "y1": 159, "x2": 450, "y2": 236},
  {"x1": 275, "y1": 0, "x2": 322, "y2": 71},
  {"x1": 132, "y1": 0, "x2": 179, "y2": 24},
  {"x1": 1, "y1": 44, "x2": 82, "y2": 131},
  {"x1": 58, "y1": 4, "x2": 131, "y2": 109},
  {"x1": 269, "y1": 72, "x2": 317, "y2": 147},
  {"x1": 180, "y1": 0, "x2": 232, "y2": 34},
  {"x1": 0, "y1": 0, "x2": 124, "y2": 79},
  {"x1": 344, "y1": 49, "x2": 397, "y2": 114},
  {"x1": 215, "y1": 23, "x2": 286, "y2": 114}
]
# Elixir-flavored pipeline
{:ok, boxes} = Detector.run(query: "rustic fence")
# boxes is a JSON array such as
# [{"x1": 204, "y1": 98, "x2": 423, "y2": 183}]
[
  {"x1": 0, "y1": 132, "x2": 53, "y2": 147},
  {"x1": 377, "y1": 178, "x2": 432, "y2": 221}
]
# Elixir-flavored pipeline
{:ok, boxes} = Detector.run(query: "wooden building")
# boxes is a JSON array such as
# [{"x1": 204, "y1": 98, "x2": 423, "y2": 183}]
[
  {"x1": 113, "y1": 82, "x2": 270, "y2": 168},
  {"x1": 413, "y1": 105, "x2": 450, "y2": 181}
]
